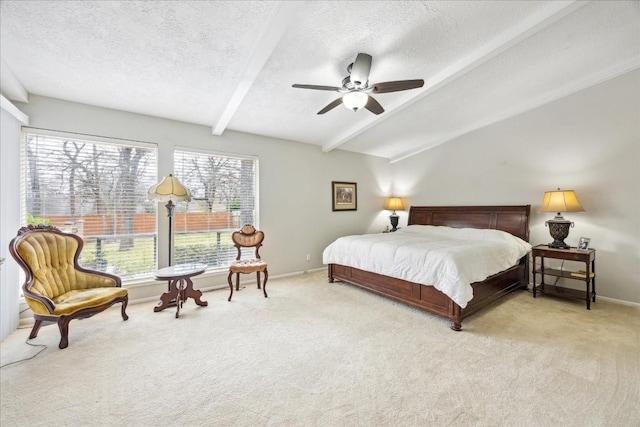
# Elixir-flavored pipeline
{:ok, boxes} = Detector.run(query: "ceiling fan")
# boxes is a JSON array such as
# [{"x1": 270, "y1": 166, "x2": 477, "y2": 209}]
[{"x1": 292, "y1": 53, "x2": 424, "y2": 115}]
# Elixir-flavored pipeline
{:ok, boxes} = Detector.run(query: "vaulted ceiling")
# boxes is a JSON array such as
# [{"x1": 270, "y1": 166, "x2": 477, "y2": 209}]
[{"x1": 1, "y1": 1, "x2": 638, "y2": 162}]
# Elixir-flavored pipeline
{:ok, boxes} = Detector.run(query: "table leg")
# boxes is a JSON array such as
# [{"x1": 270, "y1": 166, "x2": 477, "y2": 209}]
[
  {"x1": 175, "y1": 279, "x2": 182, "y2": 318},
  {"x1": 183, "y1": 277, "x2": 208, "y2": 307},
  {"x1": 532, "y1": 255, "x2": 537, "y2": 298},
  {"x1": 585, "y1": 278, "x2": 591, "y2": 310},
  {"x1": 154, "y1": 278, "x2": 180, "y2": 313},
  {"x1": 591, "y1": 259, "x2": 596, "y2": 302},
  {"x1": 155, "y1": 272, "x2": 207, "y2": 317},
  {"x1": 539, "y1": 256, "x2": 546, "y2": 292},
  {"x1": 585, "y1": 263, "x2": 592, "y2": 310}
]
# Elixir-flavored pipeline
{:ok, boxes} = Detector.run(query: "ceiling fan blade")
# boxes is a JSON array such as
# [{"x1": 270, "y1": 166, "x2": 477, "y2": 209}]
[
  {"x1": 350, "y1": 53, "x2": 372, "y2": 88},
  {"x1": 371, "y1": 79, "x2": 424, "y2": 93},
  {"x1": 292, "y1": 84, "x2": 341, "y2": 91},
  {"x1": 317, "y1": 98, "x2": 343, "y2": 114},
  {"x1": 364, "y1": 96, "x2": 384, "y2": 115}
]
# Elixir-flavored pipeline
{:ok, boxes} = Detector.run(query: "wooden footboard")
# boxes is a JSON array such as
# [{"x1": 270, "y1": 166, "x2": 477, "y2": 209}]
[
  {"x1": 327, "y1": 205, "x2": 531, "y2": 330},
  {"x1": 328, "y1": 259, "x2": 527, "y2": 331},
  {"x1": 329, "y1": 263, "x2": 460, "y2": 328}
]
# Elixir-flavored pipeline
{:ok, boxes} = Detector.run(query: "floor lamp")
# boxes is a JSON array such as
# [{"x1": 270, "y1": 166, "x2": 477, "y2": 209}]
[{"x1": 148, "y1": 174, "x2": 192, "y2": 266}]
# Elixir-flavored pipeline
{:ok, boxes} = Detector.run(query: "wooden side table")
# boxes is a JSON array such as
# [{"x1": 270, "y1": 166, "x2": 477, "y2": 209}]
[
  {"x1": 154, "y1": 263, "x2": 208, "y2": 318},
  {"x1": 531, "y1": 245, "x2": 596, "y2": 309}
]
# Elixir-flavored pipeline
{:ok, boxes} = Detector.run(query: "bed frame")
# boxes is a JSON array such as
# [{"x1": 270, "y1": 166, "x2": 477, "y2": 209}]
[{"x1": 328, "y1": 205, "x2": 531, "y2": 331}]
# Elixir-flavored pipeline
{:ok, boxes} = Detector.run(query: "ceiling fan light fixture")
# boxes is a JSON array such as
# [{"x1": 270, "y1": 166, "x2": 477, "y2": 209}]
[
  {"x1": 342, "y1": 91, "x2": 368, "y2": 111},
  {"x1": 292, "y1": 53, "x2": 423, "y2": 115}
]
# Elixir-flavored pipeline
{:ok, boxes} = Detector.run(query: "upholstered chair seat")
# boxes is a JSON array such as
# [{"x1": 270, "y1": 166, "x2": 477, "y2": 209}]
[
  {"x1": 229, "y1": 258, "x2": 268, "y2": 275},
  {"x1": 227, "y1": 224, "x2": 268, "y2": 301},
  {"x1": 9, "y1": 225, "x2": 129, "y2": 349},
  {"x1": 51, "y1": 287, "x2": 129, "y2": 316}
]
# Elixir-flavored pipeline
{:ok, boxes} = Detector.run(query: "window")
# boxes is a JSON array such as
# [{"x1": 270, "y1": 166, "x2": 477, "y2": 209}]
[
  {"x1": 21, "y1": 129, "x2": 158, "y2": 281},
  {"x1": 173, "y1": 148, "x2": 258, "y2": 270}
]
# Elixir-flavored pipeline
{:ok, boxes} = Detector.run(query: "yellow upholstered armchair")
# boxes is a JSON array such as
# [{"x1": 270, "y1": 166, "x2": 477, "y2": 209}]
[
  {"x1": 227, "y1": 224, "x2": 268, "y2": 301},
  {"x1": 9, "y1": 225, "x2": 129, "y2": 349}
]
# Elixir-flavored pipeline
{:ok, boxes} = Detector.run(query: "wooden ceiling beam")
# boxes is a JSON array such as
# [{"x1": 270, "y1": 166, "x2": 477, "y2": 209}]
[{"x1": 212, "y1": 1, "x2": 303, "y2": 136}]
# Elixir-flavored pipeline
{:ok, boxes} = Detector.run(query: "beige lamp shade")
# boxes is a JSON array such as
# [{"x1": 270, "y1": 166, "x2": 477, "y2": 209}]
[
  {"x1": 540, "y1": 189, "x2": 584, "y2": 214},
  {"x1": 148, "y1": 174, "x2": 192, "y2": 202},
  {"x1": 385, "y1": 197, "x2": 404, "y2": 211}
]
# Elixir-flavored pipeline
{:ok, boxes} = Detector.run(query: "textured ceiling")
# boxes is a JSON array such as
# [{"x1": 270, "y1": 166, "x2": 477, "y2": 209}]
[{"x1": 1, "y1": 1, "x2": 639, "y2": 161}]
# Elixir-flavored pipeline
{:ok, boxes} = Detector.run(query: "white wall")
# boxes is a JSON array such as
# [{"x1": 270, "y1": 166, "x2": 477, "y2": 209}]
[
  {"x1": 391, "y1": 69, "x2": 640, "y2": 304},
  {"x1": 1, "y1": 98, "x2": 27, "y2": 339},
  {"x1": 13, "y1": 96, "x2": 392, "y2": 301}
]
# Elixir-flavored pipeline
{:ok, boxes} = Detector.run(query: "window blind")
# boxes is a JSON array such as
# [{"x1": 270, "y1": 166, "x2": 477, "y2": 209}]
[
  {"x1": 21, "y1": 131, "x2": 158, "y2": 281},
  {"x1": 173, "y1": 148, "x2": 259, "y2": 270}
]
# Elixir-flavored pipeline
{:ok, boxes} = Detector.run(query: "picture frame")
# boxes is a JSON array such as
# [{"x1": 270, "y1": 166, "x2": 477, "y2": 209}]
[
  {"x1": 577, "y1": 237, "x2": 591, "y2": 251},
  {"x1": 332, "y1": 181, "x2": 357, "y2": 211}
]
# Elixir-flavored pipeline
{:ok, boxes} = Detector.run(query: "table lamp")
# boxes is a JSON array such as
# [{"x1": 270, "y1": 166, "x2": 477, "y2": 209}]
[
  {"x1": 148, "y1": 174, "x2": 191, "y2": 266},
  {"x1": 540, "y1": 188, "x2": 584, "y2": 249},
  {"x1": 385, "y1": 197, "x2": 404, "y2": 232}
]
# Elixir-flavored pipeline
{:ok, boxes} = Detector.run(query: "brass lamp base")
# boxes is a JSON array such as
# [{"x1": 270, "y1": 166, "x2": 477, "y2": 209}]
[{"x1": 545, "y1": 217, "x2": 573, "y2": 249}]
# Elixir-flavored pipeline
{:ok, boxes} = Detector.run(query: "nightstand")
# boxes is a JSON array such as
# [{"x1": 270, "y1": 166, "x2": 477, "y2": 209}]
[{"x1": 531, "y1": 245, "x2": 596, "y2": 309}]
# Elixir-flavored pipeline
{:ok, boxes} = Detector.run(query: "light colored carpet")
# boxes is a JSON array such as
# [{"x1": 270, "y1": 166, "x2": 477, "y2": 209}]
[{"x1": 1, "y1": 270, "x2": 639, "y2": 427}]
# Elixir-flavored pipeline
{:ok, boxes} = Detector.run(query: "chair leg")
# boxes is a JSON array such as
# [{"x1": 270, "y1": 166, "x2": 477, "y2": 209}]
[
  {"x1": 263, "y1": 269, "x2": 268, "y2": 298},
  {"x1": 256, "y1": 271, "x2": 261, "y2": 289},
  {"x1": 57, "y1": 316, "x2": 71, "y2": 349},
  {"x1": 121, "y1": 297, "x2": 129, "y2": 321},
  {"x1": 227, "y1": 271, "x2": 234, "y2": 301},
  {"x1": 236, "y1": 273, "x2": 240, "y2": 291},
  {"x1": 29, "y1": 319, "x2": 43, "y2": 339}
]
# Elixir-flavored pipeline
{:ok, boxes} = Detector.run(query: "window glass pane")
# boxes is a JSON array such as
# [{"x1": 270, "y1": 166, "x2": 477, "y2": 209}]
[
  {"x1": 174, "y1": 149, "x2": 258, "y2": 269},
  {"x1": 21, "y1": 131, "x2": 158, "y2": 281}
]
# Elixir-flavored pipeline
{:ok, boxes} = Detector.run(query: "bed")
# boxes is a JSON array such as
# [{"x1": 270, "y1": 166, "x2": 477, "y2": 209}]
[{"x1": 325, "y1": 205, "x2": 531, "y2": 330}]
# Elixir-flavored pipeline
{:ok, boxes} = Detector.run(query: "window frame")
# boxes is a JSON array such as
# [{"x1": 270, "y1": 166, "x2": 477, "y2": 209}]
[
  {"x1": 172, "y1": 146, "x2": 260, "y2": 272},
  {"x1": 20, "y1": 127, "x2": 159, "y2": 282}
]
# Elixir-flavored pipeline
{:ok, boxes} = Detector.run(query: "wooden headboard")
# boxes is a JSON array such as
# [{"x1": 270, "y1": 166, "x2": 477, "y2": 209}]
[{"x1": 408, "y1": 205, "x2": 531, "y2": 242}]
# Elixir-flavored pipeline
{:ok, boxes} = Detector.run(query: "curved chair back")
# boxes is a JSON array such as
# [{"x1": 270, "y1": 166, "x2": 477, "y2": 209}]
[
  {"x1": 10, "y1": 225, "x2": 119, "y2": 305},
  {"x1": 9, "y1": 225, "x2": 127, "y2": 349},
  {"x1": 231, "y1": 224, "x2": 264, "y2": 260}
]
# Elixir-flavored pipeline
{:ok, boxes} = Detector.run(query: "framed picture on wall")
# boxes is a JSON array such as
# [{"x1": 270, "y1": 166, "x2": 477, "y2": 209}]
[{"x1": 332, "y1": 181, "x2": 357, "y2": 211}]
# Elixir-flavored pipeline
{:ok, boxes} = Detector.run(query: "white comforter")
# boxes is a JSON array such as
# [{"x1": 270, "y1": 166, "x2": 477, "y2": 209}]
[{"x1": 322, "y1": 225, "x2": 532, "y2": 308}]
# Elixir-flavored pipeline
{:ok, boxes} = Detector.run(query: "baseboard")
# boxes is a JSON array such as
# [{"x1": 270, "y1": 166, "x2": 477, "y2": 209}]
[
  {"x1": 597, "y1": 295, "x2": 640, "y2": 308},
  {"x1": 270, "y1": 267, "x2": 325, "y2": 279}
]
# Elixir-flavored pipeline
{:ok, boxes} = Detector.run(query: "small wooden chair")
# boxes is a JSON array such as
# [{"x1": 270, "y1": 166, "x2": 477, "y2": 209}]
[{"x1": 227, "y1": 224, "x2": 268, "y2": 301}]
